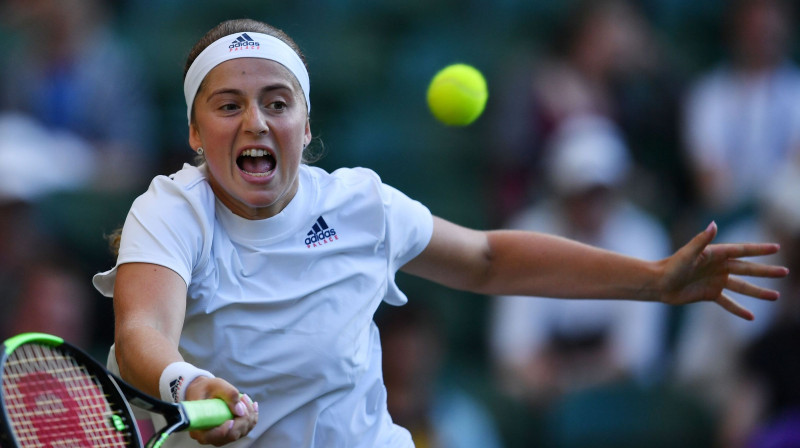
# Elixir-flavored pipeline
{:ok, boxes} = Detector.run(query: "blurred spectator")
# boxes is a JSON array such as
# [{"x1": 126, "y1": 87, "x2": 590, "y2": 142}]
[
  {"x1": 489, "y1": 0, "x2": 686, "y2": 226},
  {"x1": 0, "y1": 115, "x2": 98, "y2": 348},
  {"x1": 0, "y1": 196, "x2": 94, "y2": 351},
  {"x1": 6, "y1": 263, "x2": 94, "y2": 347},
  {"x1": 0, "y1": 0, "x2": 152, "y2": 353},
  {"x1": 528, "y1": 0, "x2": 657, "y2": 132},
  {"x1": 0, "y1": 113, "x2": 96, "y2": 201},
  {"x1": 0, "y1": 0, "x2": 157, "y2": 191},
  {"x1": 673, "y1": 163, "x2": 800, "y2": 448},
  {"x1": 490, "y1": 115, "x2": 672, "y2": 406},
  {"x1": 738, "y1": 288, "x2": 800, "y2": 448},
  {"x1": 378, "y1": 303, "x2": 504, "y2": 448},
  {"x1": 735, "y1": 257, "x2": 800, "y2": 448},
  {"x1": 683, "y1": 0, "x2": 800, "y2": 223}
]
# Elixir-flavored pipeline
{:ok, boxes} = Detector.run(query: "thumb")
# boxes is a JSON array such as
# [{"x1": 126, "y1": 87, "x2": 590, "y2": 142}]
[
  {"x1": 221, "y1": 389, "x2": 246, "y2": 417},
  {"x1": 211, "y1": 386, "x2": 238, "y2": 408},
  {"x1": 190, "y1": 377, "x2": 241, "y2": 411},
  {"x1": 685, "y1": 221, "x2": 717, "y2": 257}
]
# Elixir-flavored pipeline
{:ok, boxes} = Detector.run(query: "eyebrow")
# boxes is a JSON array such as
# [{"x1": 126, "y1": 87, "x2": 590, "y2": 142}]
[{"x1": 206, "y1": 83, "x2": 294, "y2": 102}]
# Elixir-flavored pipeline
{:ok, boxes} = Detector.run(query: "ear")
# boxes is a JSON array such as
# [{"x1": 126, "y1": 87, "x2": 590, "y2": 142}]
[
  {"x1": 303, "y1": 118, "x2": 312, "y2": 147},
  {"x1": 188, "y1": 122, "x2": 202, "y2": 151}
]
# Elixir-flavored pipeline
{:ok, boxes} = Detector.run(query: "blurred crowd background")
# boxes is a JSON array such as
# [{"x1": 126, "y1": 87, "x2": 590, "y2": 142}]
[{"x1": 1, "y1": 0, "x2": 799, "y2": 447}]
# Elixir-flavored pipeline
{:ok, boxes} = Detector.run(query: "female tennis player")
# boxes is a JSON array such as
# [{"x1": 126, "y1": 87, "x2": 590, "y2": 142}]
[{"x1": 93, "y1": 19, "x2": 789, "y2": 447}]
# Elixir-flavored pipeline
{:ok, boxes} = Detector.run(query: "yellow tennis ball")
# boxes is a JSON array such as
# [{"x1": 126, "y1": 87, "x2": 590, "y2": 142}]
[{"x1": 427, "y1": 63, "x2": 488, "y2": 126}]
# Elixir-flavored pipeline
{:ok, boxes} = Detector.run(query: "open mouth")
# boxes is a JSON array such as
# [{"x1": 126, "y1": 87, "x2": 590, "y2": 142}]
[{"x1": 237, "y1": 149, "x2": 276, "y2": 177}]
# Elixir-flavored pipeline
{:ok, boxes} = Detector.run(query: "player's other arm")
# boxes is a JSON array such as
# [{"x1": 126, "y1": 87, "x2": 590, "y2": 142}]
[
  {"x1": 402, "y1": 217, "x2": 661, "y2": 300},
  {"x1": 401, "y1": 217, "x2": 787, "y2": 319}
]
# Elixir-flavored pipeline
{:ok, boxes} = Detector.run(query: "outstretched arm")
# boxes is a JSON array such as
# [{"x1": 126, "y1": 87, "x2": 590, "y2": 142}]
[{"x1": 401, "y1": 218, "x2": 789, "y2": 320}]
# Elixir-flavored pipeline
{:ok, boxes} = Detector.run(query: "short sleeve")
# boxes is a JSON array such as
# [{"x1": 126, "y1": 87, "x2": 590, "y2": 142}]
[
  {"x1": 382, "y1": 182, "x2": 433, "y2": 270},
  {"x1": 92, "y1": 168, "x2": 214, "y2": 297},
  {"x1": 378, "y1": 178, "x2": 434, "y2": 306}
]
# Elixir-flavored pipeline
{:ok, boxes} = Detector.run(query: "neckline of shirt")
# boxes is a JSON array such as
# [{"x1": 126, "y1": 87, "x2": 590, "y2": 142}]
[{"x1": 214, "y1": 165, "x2": 316, "y2": 245}]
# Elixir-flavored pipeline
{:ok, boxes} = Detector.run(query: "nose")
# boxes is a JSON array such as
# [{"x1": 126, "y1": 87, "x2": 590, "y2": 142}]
[{"x1": 244, "y1": 104, "x2": 268, "y2": 136}]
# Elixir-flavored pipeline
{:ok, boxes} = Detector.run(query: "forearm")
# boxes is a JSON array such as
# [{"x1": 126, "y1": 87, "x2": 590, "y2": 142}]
[
  {"x1": 478, "y1": 230, "x2": 665, "y2": 300},
  {"x1": 114, "y1": 322, "x2": 185, "y2": 397},
  {"x1": 404, "y1": 218, "x2": 667, "y2": 301}
]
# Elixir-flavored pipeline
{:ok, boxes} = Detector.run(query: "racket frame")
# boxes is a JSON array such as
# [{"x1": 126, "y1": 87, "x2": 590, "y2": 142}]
[
  {"x1": 0, "y1": 332, "x2": 143, "y2": 447},
  {"x1": 0, "y1": 333, "x2": 233, "y2": 448}
]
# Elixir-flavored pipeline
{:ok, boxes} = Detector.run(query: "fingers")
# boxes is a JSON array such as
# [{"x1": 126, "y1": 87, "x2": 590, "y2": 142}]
[
  {"x1": 185, "y1": 378, "x2": 258, "y2": 445},
  {"x1": 190, "y1": 394, "x2": 258, "y2": 446},
  {"x1": 234, "y1": 393, "x2": 258, "y2": 419},
  {"x1": 726, "y1": 275, "x2": 780, "y2": 301},
  {"x1": 190, "y1": 421, "x2": 234, "y2": 446},
  {"x1": 715, "y1": 293, "x2": 755, "y2": 321},
  {"x1": 709, "y1": 243, "x2": 781, "y2": 259},
  {"x1": 727, "y1": 259, "x2": 790, "y2": 279}
]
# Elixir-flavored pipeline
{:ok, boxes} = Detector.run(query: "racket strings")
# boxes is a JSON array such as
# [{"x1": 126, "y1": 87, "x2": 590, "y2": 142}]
[{"x1": 2, "y1": 344, "x2": 135, "y2": 447}]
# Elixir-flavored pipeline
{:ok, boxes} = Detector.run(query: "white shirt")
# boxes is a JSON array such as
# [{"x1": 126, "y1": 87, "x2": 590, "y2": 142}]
[{"x1": 94, "y1": 163, "x2": 434, "y2": 447}]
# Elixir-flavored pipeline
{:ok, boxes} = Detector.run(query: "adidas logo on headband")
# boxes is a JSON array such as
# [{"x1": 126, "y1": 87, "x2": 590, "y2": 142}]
[
  {"x1": 185, "y1": 31, "x2": 311, "y2": 123},
  {"x1": 229, "y1": 33, "x2": 260, "y2": 51}
]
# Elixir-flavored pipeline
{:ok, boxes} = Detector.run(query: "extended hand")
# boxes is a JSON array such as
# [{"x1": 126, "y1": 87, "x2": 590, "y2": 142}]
[{"x1": 658, "y1": 222, "x2": 789, "y2": 320}]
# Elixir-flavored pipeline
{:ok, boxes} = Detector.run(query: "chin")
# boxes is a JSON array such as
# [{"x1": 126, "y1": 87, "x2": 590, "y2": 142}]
[{"x1": 244, "y1": 196, "x2": 281, "y2": 209}]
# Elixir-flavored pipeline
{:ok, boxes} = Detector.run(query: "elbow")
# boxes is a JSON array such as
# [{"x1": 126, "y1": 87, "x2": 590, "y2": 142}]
[
  {"x1": 113, "y1": 326, "x2": 140, "y2": 382},
  {"x1": 462, "y1": 238, "x2": 497, "y2": 294},
  {"x1": 110, "y1": 339, "x2": 131, "y2": 381}
]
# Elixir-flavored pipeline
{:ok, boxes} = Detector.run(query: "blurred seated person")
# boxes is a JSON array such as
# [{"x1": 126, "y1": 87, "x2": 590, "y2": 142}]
[
  {"x1": 489, "y1": 0, "x2": 672, "y2": 225},
  {"x1": 378, "y1": 303, "x2": 503, "y2": 448},
  {"x1": 683, "y1": 0, "x2": 800, "y2": 221},
  {"x1": 0, "y1": 0, "x2": 156, "y2": 191},
  {"x1": 490, "y1": 115, "x2": 672, "y2": 405}
]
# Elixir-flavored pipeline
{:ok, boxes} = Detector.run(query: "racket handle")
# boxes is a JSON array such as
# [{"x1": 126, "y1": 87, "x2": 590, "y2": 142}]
[{"x1": 182, "y1": 398, "x2": 234, "y2": 429}]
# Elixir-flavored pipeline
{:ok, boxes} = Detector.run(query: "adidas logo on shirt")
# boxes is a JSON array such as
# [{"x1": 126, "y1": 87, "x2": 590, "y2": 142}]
[
  {"x1": 229, "y1": 33, "x2": 260, "y2": 51},
  {"x1": 305, "y1": 216, "x2": 338, "y2": 248}
]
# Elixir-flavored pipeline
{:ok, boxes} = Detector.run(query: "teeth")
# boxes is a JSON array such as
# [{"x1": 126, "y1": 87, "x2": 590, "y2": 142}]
[
  {"x1": 241, "y1": 149, "x2": 268, "y2": 157},
  {"x1": 242, "y1": 170, "x2": 270, "y2": 177}
]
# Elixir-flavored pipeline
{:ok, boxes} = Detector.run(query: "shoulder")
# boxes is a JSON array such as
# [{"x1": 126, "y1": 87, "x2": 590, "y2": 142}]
[
  {"x1": 304, "y1": 165, "x2": 383, "y2": 188},
  {"x1": 140, "y1": 164, "x2": 212, "y2": 201},
  {"x1": 302, "y1": 165, "x2": 398, "y2": 206},
  {"x1": 131, "y1": 164, "x2": 215, "y2": 222},
  {"x1": 301, "y1": 164, "x2": 430, "y2": 230}
]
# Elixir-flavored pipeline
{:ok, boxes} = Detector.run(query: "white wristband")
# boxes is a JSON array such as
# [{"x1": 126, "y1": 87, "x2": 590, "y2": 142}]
[{"x1": 158, "y1": 361, "x2": 215, "y2": 403}]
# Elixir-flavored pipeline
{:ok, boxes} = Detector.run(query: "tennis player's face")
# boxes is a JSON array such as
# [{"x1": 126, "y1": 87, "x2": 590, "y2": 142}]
[{"x1": 189, "y1": 58, "x2": 311, "y2": 219}]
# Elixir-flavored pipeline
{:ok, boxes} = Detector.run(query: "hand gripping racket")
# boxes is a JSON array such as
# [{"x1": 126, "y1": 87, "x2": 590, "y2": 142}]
[{"x1": 0, "y1": 333, "x2": 233, "y2": 448}]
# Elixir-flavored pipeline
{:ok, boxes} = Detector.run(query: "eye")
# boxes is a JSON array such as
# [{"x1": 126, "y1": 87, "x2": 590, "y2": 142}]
[
  {"x1": 220, "y1": 103, "x2": 240, "y2": 112},
  {"x1": 268, "y1": 101, "x2": 287, "y2": 111}
]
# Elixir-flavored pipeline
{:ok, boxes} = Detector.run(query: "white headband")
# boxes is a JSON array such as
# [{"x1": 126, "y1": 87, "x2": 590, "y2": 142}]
[{"x1": 183, "y1": 32, "x2": 311, "y2": 124}]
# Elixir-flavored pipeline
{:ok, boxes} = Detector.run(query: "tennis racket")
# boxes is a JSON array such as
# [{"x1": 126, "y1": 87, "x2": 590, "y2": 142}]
[{"x1": 0, "y1": 332, "x2": 233, "y2": 448}]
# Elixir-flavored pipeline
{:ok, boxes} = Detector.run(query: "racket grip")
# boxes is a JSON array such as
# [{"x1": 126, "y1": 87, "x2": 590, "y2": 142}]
[{"x1": 182, "y1": 398, "x2": 234, "y2": 429}]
